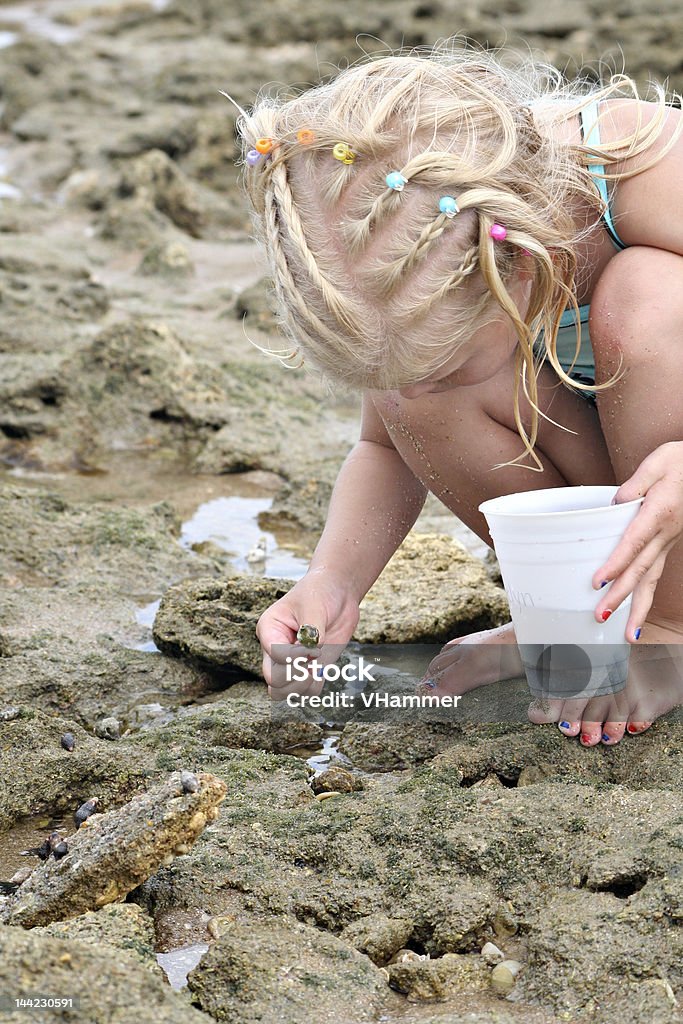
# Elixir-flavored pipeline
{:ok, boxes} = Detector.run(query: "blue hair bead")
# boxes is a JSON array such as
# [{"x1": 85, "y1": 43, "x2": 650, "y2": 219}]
[
  {"x1": 385, "y1": 171, "x2": 408, "y2": 192},
  {"x1": 438, "y1": 196, "x2": 460, "y2": 218}
]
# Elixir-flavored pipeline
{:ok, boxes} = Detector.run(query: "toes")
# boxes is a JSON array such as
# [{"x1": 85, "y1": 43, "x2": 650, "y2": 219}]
[
  {"x1": 579, "y1": 725, "x2": 603, "y2": 747},
  {"x1": 600, "y1": 720, "x2": 627, "y2": 745},
  {"x1": 527, "y1": 698, "x2": 563, "y2": 724},
  {"x1": 558, "y1": 719, "x2": 581, "y2": 737},
  {"x1": 626, "y1": 720, "x2": 652, "y2": 735}
]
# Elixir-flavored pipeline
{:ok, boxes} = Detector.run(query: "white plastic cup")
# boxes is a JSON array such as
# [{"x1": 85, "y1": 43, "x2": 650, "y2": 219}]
[{"x1": 479, "y1": 486, "x2": 644, "y2": 700}]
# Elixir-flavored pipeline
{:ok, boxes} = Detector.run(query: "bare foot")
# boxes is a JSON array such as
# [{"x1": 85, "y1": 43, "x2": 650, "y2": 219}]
[
  {"x1": 419, "y1": 618, "x2": 683, "y2": 745},
  {"x1": 419, "y1": 620, "x2": 522, "y2": 693},
  {"x1": 529, "y1": 617, "x2": 683, "y2": 745}
]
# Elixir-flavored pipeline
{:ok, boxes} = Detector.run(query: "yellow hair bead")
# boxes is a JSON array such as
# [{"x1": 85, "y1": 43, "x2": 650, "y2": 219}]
[{"x1": 332, "y1": 142, "x2": 355, "y2": 164}]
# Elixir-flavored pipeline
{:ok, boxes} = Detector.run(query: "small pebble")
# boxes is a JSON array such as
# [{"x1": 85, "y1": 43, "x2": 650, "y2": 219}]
[
  {"x1": 181, "y1": 770, "x2": 199, "y2": 794},
  {"x1": 0, "y1": 706, "x2": 20, "y2": 722},
  {"x1": 490, "y1": 959, "x2": 523, "y2": 997},
  {"x1": 314, "y1": 791, "x2": 341, "y2": 802},
  {"x1": 60, "y1": 732, "x2": 75, "y2": 751},
  {"x1": 94, "y1": 717, "x2": 120, "y2": 741},
  {"x1": 481, "y1": 941, "x2": 505, "y2": 965}
]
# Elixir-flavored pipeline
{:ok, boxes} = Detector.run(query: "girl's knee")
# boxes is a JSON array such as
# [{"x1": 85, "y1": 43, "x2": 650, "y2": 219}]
[{"x1": 590, "y1": 246, "x2": 683, "y2": 367}]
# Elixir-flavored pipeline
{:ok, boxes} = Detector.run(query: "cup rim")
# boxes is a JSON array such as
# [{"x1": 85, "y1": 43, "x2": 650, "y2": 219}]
[{"x1": 479, "y1": 486, "x2": 644, "y2": 519}]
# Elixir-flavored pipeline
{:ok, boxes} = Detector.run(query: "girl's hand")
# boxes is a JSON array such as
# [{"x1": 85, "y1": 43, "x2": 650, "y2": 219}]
[
  {"x1": 592, "y1": 441, "x2": 683, "y2": 641},
  {"x1": 256, "y1": 569, "x2": 360, "y2": 700}
]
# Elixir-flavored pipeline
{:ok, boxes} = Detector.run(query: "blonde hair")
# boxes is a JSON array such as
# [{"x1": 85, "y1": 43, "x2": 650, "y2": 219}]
[{"x1": 235, "y1": 42, "x2": 682, "y2": 470}]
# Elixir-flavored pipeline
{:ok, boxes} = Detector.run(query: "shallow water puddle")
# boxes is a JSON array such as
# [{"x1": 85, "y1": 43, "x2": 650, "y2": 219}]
[
  {"x1": 156, "y1": 943, "x2": 209, "y2": 989},
  {"x1": 180, "y1": 495, "x2": 309, "y2": 578},
  {"x1": 0, "y1": 813, "x2": 69, "y2": 884}
]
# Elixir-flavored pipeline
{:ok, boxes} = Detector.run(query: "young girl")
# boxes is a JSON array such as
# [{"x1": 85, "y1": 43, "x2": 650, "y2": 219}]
[{"x1": 236, "y1": 44, "x2": 683, "y2": 747}]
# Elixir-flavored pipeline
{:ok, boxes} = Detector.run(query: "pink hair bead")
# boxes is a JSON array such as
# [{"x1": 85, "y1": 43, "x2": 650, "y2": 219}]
[{"x1": 490, "y1": 223, "x2": 507, "y2": 241}]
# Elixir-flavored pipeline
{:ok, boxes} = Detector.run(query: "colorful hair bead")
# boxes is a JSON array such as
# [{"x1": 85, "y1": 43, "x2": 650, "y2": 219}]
[
  {"x1": 246, "y1": 149, "x2": 262, "y2": 167},
  {"x1": 296, "y1": 129, "x2": 315, "y2": 145},
  {"x1": 385, "y1": 171, "x2": 408, "y2": 192},
  {"x1": 332, "y1": 142, "x2": 355, "y2": 165},
  {"x1": 438, "y1": 196, "x2": 460, "y2": 218},
  {"x1": 490, "y1": 223, "x2": 508, "y2": 241},
  {"x1": 255, "y1": 137, "x2": 275, "y2": 155}
]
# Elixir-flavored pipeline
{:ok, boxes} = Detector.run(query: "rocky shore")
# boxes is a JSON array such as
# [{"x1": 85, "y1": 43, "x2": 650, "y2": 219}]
[{"x1": 1, "y1": 1, "x2": 682, "y2": 1022}]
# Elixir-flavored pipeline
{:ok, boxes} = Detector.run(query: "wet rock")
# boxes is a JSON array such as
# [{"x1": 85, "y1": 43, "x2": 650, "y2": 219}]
[
  {"x1": 0, "y1": 485, "x2": 223, "y2": 725},
  {"x1": 134, "y1": 696, "x2": 324, "y2": 757},
  {"x1": 137, "y1": 241, "x2": 194, "y2": 278},
  {"x1": 0, "y1": 708, "x2": 153, "y2": 833},
  {"x1": 516, "y1": 764, "x2": 556, "y2": 787},
  {"x1": 234, "y1": 276, "x2": 277, "y2": 330},
  {"x1": 339, "y1": 721, "x2": 465, "y2": 773},
  {"x1": 36, "y1": 902, "x2": 162, "y2": 976},
  {"x1": 118, "y1": 149, "x2": 204, "y2": 236},
  {"x1": 428, "y1": 881, "x2": 497, "y2": 955},
  {"x1": 152, "y1": 575, "x2": 294, "y2": 675},
  {"x1": 340, "y1": 913, "x2": 414, "y2": 966},
  {"x1": 186, "y1": 917, "x2": 387, "y2": 1023},
  {"x1": 355, "y1": 532, "x2": 509, "y2": 644},
  {"x1": 66, "y1": 320, "x2": 231, "y2": 450},
  {"x1": 103, "y1": 107, "x2": 198, "y2": 159},
  {"x1": 519, "y1": 888, "x2": 683, "y2": 1016},
  {"x1": 259, "y1": 475, "x2": 334, "y2": 535},
  {"x1": 94, "y1": 717, "x2": 121, "y2": 741},
  {"x1": 1, "y1": 770, "x2": 227, "y2": 927},
  {"x1": 387, "y1": 953, "x2": 489, "y2": 1000},
  {"x1": 311, "y1": 765, "x2": 362, "y2": 794},
  {"x1": 0, "y1": 925, "x2": 210, "y2": 1023}
]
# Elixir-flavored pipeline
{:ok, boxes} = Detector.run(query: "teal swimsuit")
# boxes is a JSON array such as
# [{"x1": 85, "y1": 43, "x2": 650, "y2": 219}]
[{"x1": 535, "y1": 99, "x2": 628, "y2": 402}]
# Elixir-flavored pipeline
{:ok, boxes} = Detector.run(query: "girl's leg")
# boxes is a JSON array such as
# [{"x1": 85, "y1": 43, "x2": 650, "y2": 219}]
[
  {"x1": 372, "y1": 349, "x2": 617, "y2": 692},
  {"x1": 567, "y1": 245, "x2": 683, "y2": 744},
  {"x1": 373, "y1": 249, "x2": 683, "y2": 741}
]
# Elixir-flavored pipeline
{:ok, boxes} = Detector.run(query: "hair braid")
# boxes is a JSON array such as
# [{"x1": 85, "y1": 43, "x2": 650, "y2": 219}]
[
  {"x1": 407, "y1": 244, "x2": 480, "y2": 321},
  {"x1": 269, "y1": 161, "x2": 365, "y2": 339},
  {"x1": 374, "y1": 214, "x2": 451, "y2": 295},
  {"x1": 263, "y1": 184, "x2": 354, "y2": 356}
]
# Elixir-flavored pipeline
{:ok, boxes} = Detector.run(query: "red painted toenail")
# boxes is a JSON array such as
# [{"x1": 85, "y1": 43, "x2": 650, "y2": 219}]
[
  {"x1": 626, "y1": 724, "x2": 639, "y2": 734},
  {"x1": 580, "y1": 733, "x2": 592, "y2": 744},
  {"x1": 601, "y1": 609, "x2": 613, "y2": 622}
]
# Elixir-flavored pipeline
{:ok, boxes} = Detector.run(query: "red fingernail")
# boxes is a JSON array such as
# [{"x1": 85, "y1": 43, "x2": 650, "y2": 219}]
[{"x1": 601, "y1": 609, "x2": 613, "y2": 622}]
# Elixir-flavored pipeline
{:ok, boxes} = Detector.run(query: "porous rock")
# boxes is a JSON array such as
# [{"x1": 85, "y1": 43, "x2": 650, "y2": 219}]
[{"x1": 1, "y1": 771, "x2": 226, "y2": 928}]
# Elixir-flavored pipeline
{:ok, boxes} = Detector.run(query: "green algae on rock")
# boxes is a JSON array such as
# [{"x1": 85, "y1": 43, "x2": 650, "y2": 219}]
[
  {"x1": 1, "y1": 771, "x2": 226, "y2": 928},
  {"x1": 186, "y1": 917, "x2": 388, "y2": 1023},
  {"x1": 0, "y1": 925, "x2": 211, "y2": 1024}
]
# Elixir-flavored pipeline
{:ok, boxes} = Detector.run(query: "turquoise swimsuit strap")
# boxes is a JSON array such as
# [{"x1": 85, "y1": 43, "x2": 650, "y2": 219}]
[
  {"x1": 559, "y1": 302, "x2": 590, "y2": 329},
  {"x1": 579, "y1": 99, "x2": 627, "y2": 251}
]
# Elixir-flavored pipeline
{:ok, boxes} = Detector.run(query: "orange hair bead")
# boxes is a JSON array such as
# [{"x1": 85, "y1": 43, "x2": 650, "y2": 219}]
[
  {"x1": 255, "y1": 137, "x2": 274, "y2": 155},
  {"x1": 296, "y1": 129, "x2": 315, "y2": 145}
]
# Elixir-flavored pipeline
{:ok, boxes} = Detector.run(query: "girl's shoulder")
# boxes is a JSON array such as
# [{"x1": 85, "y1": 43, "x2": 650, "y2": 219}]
[{"x1": 600, "y1": 98, "x2": 683, "y2": 255}]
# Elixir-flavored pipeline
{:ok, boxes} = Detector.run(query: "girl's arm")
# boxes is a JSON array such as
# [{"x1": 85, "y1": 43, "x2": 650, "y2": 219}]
[
  {"x1": 307, "y1": 392, "x2": 428, "y2": 602},
  {"x1": 257, "y1": 394, "x2": 427, "y2": 691}
]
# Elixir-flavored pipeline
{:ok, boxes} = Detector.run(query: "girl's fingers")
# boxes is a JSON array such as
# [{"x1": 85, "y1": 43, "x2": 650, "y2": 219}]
[
  {"x1": 593, "y1": 486, "x2": 681, "y2": 592},
  {"x1": 624, "y1": 546, "x2": 673, "y2": 643},
  {"x1": 594, "y1": 534, "x2": 671, "y2": 622}
]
